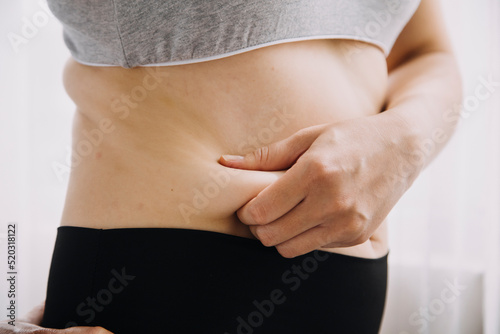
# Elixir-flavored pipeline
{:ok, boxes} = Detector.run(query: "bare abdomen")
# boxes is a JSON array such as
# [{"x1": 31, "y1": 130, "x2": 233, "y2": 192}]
[{"x1": 60, "y1": 39, "x2": 389, "y2": 258}]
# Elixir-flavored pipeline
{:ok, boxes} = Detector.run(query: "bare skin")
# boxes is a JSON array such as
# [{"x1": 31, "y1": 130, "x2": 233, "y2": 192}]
[
  {"x1": 22, "y1": 0, "x2": 462, "y2": 332},
  {"x1": 60, "y1": 38, "x2": 390, "y2": 258},
  {"x1": 59, "y1": 0, "x2": 461, "y2": 261},
  {"x1": 0, "y1": 301, "x2": 112, "y2": 333},
  {"x1": 219, "y1": 0, "x2": 463, "y2": 257}
]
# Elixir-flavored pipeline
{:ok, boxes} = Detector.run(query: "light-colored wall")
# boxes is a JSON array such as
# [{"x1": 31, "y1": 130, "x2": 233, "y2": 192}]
[{"x1": 0, "y1": 1, "x2": 498, "y2": 333}]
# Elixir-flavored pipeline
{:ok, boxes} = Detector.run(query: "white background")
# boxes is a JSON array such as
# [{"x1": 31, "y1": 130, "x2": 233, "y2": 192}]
[{"x1": 0, "y1": 1, "x2": 499, "y2": 333}]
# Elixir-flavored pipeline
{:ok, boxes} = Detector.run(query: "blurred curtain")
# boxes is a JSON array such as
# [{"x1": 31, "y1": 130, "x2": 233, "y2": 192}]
[
  {"x1": 381, "y1": 0, "x2": 500, "y2": 333},
  {"x1": 0, "y1": 1, "x2": 498, "y2": 333}
]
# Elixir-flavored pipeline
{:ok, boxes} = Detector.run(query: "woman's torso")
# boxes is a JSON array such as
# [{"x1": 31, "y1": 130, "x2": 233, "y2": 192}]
[{"x1": 61, "y1": 39, "x2": 389, "y2": 258}]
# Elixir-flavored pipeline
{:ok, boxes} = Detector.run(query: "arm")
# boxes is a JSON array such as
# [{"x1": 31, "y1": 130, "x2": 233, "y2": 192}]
[
  {"x1": 219, "y1": 0, "x2": 462, "y2": 258},
  {"x1": 383, "y1": 0, "x2": 463, "y2": 173}
]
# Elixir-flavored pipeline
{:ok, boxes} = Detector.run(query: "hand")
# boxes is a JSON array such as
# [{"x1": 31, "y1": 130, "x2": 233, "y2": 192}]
[
  {"x1": 219, "y1": 113, "x2": 420, "y2": 258},
  {"x1": 0, "y1": 322, "x2": 112, "y2": 334},
  {"x1": 1, "y1": 300, "x2": 113, "y2": 334}
]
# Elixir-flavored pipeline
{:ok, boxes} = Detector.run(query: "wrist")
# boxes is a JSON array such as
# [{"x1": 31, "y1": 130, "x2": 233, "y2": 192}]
[
  {"x1": 371, "y1": 107, "x2": 426, "y2": 186},
  {"x1": 381, "y1": 106, "x2": 423, "y2": 148}
]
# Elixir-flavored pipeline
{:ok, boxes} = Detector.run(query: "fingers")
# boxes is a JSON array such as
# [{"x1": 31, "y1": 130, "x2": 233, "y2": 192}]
[
  {"x1": 237, "y1": 164, "x2": 306, "y2": 225},
  {"x1": 248, "y1": 197, "x2": 320, "y2": 247},
  {"x1": 273, "y1": 214, "x2": 374, "y2": 258},
  {"x1": 61, "y1": 326, "x2": 114, "y2": 333},
  {"x1": 274, "y1": 225, "x2": 335, "y2": 258},
  {"x1": 0, "y1": 322, "x2": 113, "y2": 334},
  {"x1": 219, "y1": 124, "x2": 326, "y2": 171}
]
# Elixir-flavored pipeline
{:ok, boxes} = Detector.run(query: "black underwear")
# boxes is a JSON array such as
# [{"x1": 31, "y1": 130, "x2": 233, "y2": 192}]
[{"x1": 40, "y1": 226, "x2": 388, "y2": 334}]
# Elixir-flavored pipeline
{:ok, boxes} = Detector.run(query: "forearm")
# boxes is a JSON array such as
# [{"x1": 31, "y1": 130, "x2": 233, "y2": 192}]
[{"x1": 379, "y1": 51, "x2": 463, "y2": 176}]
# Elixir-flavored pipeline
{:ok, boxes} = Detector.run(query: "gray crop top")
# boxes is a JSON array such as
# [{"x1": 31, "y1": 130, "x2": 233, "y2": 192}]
[{"x1": 47, "y1": 0, "x2": 421, "y2": 68}]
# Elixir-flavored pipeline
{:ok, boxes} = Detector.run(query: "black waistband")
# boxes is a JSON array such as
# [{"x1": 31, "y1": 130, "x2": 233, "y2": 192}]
[{"x1": 41, "y1": 226, "x2": 388, "y2": 334}]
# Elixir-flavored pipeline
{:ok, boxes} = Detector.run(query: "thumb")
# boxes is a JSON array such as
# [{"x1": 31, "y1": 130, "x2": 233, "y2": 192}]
[{"x1": 218, "y1": 125, "x2": 324, "y2": 171}]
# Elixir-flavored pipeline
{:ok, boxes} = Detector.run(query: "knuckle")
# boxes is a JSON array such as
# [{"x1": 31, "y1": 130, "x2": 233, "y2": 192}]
[
  {"x1": 307, "y1": 158, "x2": 334, "y2": 183},
  {"x1": 354, "y1": 232, "x2": 370, "y2": 245},
  {"x1": 346, "y1": 218, "x2": 365, "y2": 237},
  {"x1": 337, "y1": 215, "x2": 365, "y2": 242},
  {"x1": 335, "y1": 196, "x2": 370, "y2": 224},
  {"x1": 333, "y1": 194, "x2": 356, "y2": 213},
  {"x1": 345, "y1": 231, "x2": 370, "y2": 247},
  {"x1": 251, "y1": 146, "x2": 270, "y2": 167},
  {"x1": 255, "y1": 226, "x2": 276, "y2": 247},
  {"x1": 309, "y1": 158, "x2": 329, "y2": 174},
  {"x1": 91, "y1": 327, "x2": 110, "y2": 334},
  {"x1": 246, "y1": 204, "x2": 268, "y2": 225},
  {"x1": 294, "y1": 127, "x2": 313, "y2": 144},
  {"x1": 326, "y1": 213, "x2": 369, "y2": 247},
  {"x1": 294, "y1": 126, "x2": 310, "y2": 138}
]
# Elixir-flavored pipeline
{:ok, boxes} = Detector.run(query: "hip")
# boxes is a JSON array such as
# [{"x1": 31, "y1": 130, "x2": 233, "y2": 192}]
[{"x1": 41, "y1": 226, "x2": 388, "y2": 334}]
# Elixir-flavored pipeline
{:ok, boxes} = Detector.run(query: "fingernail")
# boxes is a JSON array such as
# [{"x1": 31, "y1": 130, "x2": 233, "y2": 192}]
[{"x1": 221, "y1": 154, "x2": 245, "y2": 162}]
